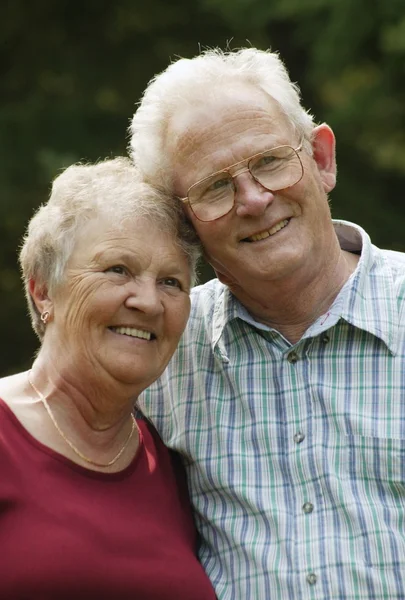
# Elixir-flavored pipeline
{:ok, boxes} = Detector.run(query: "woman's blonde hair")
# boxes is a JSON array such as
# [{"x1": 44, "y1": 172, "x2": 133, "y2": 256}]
[{"x1": 20, "y1": 157, "x2": 201, "y2": 339}]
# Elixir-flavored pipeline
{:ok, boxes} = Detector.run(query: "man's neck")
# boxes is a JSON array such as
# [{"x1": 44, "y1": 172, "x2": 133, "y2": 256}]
[{"x1": 228, "y1": 249, "x2": 360, "y2": 344}]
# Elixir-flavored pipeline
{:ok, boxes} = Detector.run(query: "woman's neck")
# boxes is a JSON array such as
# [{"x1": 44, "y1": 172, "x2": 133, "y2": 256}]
[{"x1": 1, "y1": 360, "x2": 140, "y2": 473}]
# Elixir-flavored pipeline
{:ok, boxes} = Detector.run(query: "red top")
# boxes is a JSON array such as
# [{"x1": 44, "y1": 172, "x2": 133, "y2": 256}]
[{"x1": 0, "y1": 399, "x2": 216, "y2": 599}]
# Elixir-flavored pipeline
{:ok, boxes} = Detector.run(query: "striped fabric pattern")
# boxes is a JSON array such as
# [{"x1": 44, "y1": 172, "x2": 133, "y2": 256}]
[{"x1": 138, "y1": 221, "x2": 405, "y2": 600}]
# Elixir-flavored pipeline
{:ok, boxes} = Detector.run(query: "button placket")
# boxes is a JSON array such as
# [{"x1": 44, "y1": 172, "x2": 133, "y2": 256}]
[{"x1": 285, "y1": 341, "x2": 317, "y2": 590}]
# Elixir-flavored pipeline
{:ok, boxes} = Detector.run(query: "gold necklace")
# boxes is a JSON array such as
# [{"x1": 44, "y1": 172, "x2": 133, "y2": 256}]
[{"x1": 28, "y1": 371, "x2": 137, "y2": 468}]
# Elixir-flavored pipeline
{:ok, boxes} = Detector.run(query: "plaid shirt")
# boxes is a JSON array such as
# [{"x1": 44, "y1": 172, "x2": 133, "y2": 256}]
[{"x1": 138, "y1": 221, "x2": 405, "y2": 600}]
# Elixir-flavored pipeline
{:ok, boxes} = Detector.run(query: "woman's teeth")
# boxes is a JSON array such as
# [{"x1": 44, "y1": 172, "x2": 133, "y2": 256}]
[{"x1": 110, "y1": 326, "x2": 151, "y2": 340}]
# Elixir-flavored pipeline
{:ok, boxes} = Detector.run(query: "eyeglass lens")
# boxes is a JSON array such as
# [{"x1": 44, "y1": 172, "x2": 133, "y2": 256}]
[{"x1": 189, "y1": 146, "x2": 302, "y2": 221}]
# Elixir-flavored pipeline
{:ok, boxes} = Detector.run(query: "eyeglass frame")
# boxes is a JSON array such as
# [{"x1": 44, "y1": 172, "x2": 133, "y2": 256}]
[{"x1": 179, "y1": 142, "x2": 304, "y2": 222}]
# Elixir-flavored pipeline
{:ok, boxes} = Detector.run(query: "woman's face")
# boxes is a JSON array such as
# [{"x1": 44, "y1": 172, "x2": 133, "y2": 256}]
[{"x1": 47, "y1": 215, "x2": 192, "y2": 393}]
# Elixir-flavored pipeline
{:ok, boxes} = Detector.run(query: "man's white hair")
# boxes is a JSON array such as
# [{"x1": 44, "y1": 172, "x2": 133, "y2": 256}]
[
  {"x1": 20, "y1": 157, "x2": 201, "y2": 339},
  {"x1": 130, "y1": 47, "x2": 315, "y2": 191}
]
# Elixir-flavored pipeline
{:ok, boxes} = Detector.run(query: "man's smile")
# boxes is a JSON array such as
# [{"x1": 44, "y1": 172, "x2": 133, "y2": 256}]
[{"x1": 242, "y1": 218, "x2": 290, "y2": 242}]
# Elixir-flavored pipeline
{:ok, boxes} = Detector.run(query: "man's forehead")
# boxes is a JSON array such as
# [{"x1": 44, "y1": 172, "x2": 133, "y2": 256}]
[{"x1": 167, "y1": 84, "x2": 288, "y2": 155}]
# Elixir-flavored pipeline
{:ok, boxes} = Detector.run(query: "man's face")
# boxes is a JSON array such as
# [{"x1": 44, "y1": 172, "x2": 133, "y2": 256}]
[{"x1": 168, "y1": 85, "x2": 337, "y2": 290}]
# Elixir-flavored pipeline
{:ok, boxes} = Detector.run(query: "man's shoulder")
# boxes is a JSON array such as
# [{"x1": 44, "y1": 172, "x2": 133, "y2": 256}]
[
  {"x1": 334, "y1": 220, "x2": 405, "y2": 282},
  {"x1": 191, "y1": 277, "x2": 224, "y2": 299},
  {"x1": 190, "y1": 277, "x2": 226, "y2": 314},
  {"x1": 372, "y1": 246, "x2": 405, "y2": 290},
  {"x1": 176, "y1": 277, "x2": 229, "y2": 346},
  {"x1": 377, "y1": 247, "x2": 405, "y2": 269},
  {"x1": 365, "y1": 246, "x2": 405, "y2": 318}
]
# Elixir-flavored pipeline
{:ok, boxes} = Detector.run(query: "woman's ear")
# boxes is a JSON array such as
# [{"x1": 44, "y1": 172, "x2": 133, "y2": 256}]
[
  {"x1": 311, "y1": 124, "x2": 337, "y2": 193},
  {"x1": 29, "y1": 278, "x2": 53, "y2": 320}
]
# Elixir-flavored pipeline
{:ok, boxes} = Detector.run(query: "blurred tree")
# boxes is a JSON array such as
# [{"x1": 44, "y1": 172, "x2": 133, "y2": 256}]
[
  {"x1": 1, "y1": 0, "x2": 405, "y2": 374},
  {"x1": 1, "y1": 0, "x2": 232, "y2": 374}
]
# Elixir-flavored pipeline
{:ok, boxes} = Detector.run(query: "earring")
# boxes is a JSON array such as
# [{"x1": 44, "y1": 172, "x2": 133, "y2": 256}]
[{"x1": 40, "y1": 311, "x2": 50, "y2": 324}]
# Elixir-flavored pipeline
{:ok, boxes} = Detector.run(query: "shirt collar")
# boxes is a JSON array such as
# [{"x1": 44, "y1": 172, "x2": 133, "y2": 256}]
[
  {"x1": 328, "y1": 220, "x2": 399, "y2": 354},
  {"x1": 212, "y1": 220, "x2": 399, "y2": 354}
]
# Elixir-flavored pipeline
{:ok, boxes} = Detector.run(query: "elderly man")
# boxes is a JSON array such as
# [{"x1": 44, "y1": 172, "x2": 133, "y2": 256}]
[{"x1": 131, "y1": 48, "x2": 405, "y2": 599}]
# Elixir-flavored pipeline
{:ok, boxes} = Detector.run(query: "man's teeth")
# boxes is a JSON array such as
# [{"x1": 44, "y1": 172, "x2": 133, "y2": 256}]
[
  {"x1": 111, "y1": 326, "x2": 151, "y2": 340},
  {"x1": 249, "y1": 219, "x2": 289, "y2": 242}
]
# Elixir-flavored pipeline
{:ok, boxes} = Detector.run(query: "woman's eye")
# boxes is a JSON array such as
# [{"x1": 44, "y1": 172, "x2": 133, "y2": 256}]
[
  {"x1": 106, "y1": 265, "x2": 126, "y2": 275},
  {"x1": 161, "y1": 277, "x2": 182, "y2": 289}
]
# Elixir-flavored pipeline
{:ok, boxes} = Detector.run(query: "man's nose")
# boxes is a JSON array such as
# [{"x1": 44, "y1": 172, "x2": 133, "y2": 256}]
[
  {"x1": 233, "y1": 171, "x2": 275, "y2": 217},
  {"x1": 124, "y1": 281, "x2": 164, "y2": 315}
]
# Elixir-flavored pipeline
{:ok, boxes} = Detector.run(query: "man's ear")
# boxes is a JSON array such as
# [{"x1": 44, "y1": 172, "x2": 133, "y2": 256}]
[
  {"x1": 311, "y1": 124, "x2": 337, "y2": 193},
  {"x1": 29, "y1": 278, "x2": 53, "y2": 318}
]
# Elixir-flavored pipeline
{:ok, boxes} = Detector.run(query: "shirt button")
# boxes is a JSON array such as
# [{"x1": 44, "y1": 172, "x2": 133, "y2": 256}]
[
  {"x1": 321, "y1": 334, "x2": 330, "y2": 343},
  {"x1": 287, "y1": 351, "x2": 298, "y2": 363},
  {"x1": 306, "y1": 573, "x2": 317, "y2": 585},
  {"x1": 294, "y1": 431, "x2": 305, "y2": 444},
  {"x1": 302, "y1": 502, "x2": 314, "y2": 514}
]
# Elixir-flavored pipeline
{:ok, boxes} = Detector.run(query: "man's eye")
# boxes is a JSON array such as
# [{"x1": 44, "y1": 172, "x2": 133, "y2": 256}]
[
  {"x1": 254, "y1": 155, "x2": 278, "y2": 168},
  {"x1": 206, "y1": 177, "x2": 232, "y2": 193}
]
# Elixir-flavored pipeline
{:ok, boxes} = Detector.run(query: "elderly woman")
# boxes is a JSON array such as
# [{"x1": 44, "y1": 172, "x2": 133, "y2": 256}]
[{"x1": 0, "y1": 158, "x2": 216, "y2": 599}]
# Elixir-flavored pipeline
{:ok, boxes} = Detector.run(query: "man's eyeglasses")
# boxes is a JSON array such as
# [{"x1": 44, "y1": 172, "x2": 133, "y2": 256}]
[{"x1": 179, "y1": 144, "x2": 304, "y2": 222}]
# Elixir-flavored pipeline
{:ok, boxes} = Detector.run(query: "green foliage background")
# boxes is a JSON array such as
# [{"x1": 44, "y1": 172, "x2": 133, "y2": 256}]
[{"x1": 2, "y1": 0, "x2": 405, "y2": 374}]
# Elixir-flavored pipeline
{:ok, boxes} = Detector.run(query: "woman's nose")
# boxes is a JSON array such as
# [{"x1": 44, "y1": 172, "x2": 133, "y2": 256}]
[
  {"x1": 234, "y1": 172, "x2": 275, "y2": 217},
  {"x1": 124, "y1": 282, "x2": 164, "y2": 315}
]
